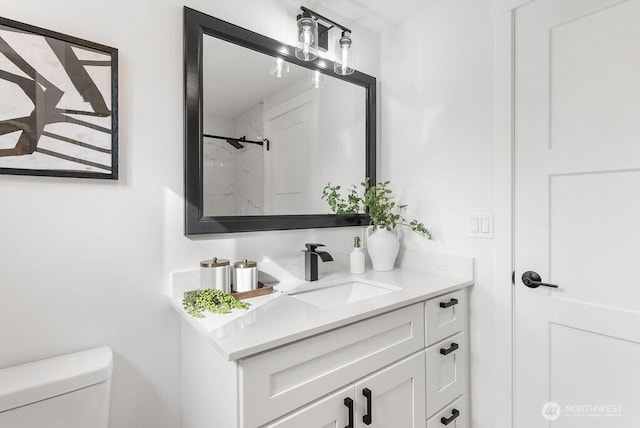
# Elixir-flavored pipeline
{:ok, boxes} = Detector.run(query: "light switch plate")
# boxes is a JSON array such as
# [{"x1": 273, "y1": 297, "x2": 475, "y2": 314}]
[{"x1": 468, "y1": 213, "x2": 494, "y2": 238}]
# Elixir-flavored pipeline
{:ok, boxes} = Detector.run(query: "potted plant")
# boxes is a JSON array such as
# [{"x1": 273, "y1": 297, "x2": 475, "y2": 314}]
[{"x1": 322, "y1": 179, "x2": 431, "y2": 271}]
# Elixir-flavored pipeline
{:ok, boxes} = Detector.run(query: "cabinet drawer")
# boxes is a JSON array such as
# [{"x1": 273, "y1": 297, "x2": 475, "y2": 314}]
[
  {"x1": 427, "y1": 395, "x2": 467, "y2": 428},
  {"x1": 239, "y1": 304, "x2": 424, "y2": 428},
  {"x1": 425, "y1": 289, "x2": 466, "y2": 346},
  {"x1": 426, "y1": 332, "x2": 467, "y2": 417}
]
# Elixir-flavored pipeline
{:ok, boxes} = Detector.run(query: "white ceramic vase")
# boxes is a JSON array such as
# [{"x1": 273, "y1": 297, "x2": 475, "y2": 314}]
[{"x1": 366, "y1": 226, "x2": 400, "y2": 271}]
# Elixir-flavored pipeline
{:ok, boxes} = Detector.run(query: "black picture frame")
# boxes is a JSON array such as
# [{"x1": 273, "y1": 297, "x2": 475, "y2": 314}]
[
  {"x1": 0, "y1": 16, "x2": 118, "y2": 179},
  {"x1": 184, "y1": 7, "x2": 376, "y2": 235}
]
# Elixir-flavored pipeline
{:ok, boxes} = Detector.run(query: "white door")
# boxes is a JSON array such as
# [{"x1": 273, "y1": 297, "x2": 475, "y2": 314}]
[
  {"x1": 514, "y1": 0, "x2": 640, "y2": 427},
  {"x1": 355, "y1": 352, "x2": 425, "y2": 428},
  {"x1": 264, "y1": 386, "x2": 353, "y2": 428},
  {"x1": 263, "y1": 91, "x2": 318, "y2": 215}
]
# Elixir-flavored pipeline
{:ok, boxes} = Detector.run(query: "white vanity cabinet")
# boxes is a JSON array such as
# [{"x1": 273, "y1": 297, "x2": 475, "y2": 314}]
[{"x1": 180, "y1": 286, "x2": 470, "y2": 428}]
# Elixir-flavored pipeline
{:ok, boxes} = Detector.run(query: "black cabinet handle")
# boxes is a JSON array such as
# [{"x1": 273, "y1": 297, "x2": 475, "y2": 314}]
[
  {"x1": 439, "y1": 298, "x2": 459, "y2": 308},
  {"x1": 344, "y1": 397, "x2": 354, "y2": 428},
  {"x1": 440, "y1": 342, "x2": 459, "y2": 355},
  {"x1": 440, "y1": 408, "x2": 460, "y2": 425},
  {"x1": 362, "y1": 388, "x2": 372, "y2": 425}
]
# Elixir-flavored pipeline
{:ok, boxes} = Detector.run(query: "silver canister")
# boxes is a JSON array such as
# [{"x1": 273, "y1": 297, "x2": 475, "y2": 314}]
[
  {"x1": 233, "y1": 259, "x2": 258, "y2": 293},
  {"x1": 200, "y1": 257, "x2": 231, "y2": 293}
]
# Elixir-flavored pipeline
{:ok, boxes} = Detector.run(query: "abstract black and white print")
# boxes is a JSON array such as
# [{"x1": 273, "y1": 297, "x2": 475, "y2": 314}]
[{"x1": 0, "y1": 18, "x2": 117, "y2": 179}]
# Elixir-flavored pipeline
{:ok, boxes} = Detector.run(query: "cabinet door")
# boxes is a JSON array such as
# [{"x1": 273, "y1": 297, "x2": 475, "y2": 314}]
[
  {"x1": 264, "y1": 386, "x2": 354, "y2": 428},
  {"x1": 355, "y1": 352, "x2": 426, "y2": 428}
]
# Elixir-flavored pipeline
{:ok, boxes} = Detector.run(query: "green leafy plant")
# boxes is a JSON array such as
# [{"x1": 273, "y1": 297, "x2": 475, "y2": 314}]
[
  {"x1": 183, "y1": 288, "x2": 250, "y2": 318},
  {"x1": 321, "y1": 179, "x2": 431, "y2": 238}
]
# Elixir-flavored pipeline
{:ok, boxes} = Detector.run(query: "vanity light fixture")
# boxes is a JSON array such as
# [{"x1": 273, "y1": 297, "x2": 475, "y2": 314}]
[{"x1": 295, "y1": 6, "x2": 355, "y2": 75}]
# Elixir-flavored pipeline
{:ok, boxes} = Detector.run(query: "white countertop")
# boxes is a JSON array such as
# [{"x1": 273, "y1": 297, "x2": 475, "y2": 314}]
[{"x1": 171, "y1": 262, "x2": 473, "y2": 361}]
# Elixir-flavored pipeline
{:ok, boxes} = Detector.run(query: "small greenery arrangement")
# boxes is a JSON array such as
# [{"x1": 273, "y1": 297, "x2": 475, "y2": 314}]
[
  {"x1": 321, "y1": 179, "x2": 431, "y2": 238},
  {"x1": 183, "y1": 289, "x2": 250, "y2": 318}
]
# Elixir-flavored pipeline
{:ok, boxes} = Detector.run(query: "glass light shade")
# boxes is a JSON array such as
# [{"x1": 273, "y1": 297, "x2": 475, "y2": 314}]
[
  {"x1": 269, "y1": 57, "x2": 290, "y2": 78},
  {"x1": 295, "y1": 12, "x2": 318, "y2": 61},
  {"x1": 334, "y1": 31, "x2": 355, "y2": 75}
]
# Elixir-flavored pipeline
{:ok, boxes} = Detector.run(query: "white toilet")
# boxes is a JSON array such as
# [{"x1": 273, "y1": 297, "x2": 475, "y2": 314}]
[{"x1": 0, "y1": 346, "x2": 113, "y2": 428}]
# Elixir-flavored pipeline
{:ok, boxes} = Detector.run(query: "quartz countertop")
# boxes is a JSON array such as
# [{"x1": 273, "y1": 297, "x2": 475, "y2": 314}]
[{"x1": 171, "y1": 258, "x2": 473, "y2": 361}]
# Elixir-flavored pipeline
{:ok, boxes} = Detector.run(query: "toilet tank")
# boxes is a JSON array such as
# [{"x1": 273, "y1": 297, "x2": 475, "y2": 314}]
[{"x1": 0, "y1": 346, "x2": 113, "y2": 428}]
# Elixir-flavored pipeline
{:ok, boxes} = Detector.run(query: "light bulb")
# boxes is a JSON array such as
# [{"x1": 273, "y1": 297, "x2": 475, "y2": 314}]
[
  {"x1": 302, "y1": 27, "x2": 313, "y2": 45},
  {"x1": 341, "y1": 45, "x2": 349, "y2": 70}
]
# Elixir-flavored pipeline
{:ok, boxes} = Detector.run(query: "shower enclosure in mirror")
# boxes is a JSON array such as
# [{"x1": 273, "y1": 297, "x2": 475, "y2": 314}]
[{"x1": 184, "y1": 7, "x2": 376, "y2": 234}]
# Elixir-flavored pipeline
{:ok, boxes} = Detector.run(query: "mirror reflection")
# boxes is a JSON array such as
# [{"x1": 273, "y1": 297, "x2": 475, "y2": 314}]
[{"x1": 202, "y1": 35, "x2": 366, "y2": 217}]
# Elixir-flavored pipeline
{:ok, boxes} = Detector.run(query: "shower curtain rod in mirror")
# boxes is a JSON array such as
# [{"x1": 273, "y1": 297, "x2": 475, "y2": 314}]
[{"x1": 203, "y1": 134, "x2": 270, "y2": 151}]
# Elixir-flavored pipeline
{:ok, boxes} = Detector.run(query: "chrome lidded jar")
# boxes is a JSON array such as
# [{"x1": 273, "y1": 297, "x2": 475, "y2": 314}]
[
  {"x1": 233, "y1": 259, "x2": 258, "y2": 293},
  {"x1": 200, "y1": 257, "x2": 231, "y2": 293}
]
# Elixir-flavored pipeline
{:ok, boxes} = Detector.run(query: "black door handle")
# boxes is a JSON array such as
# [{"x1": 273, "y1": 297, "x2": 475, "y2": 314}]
[
  {"x1": 522, "y1": 271, "x2": 559, "y2": 289},
  {"x1": 441, "y1": 408, "x2": 460, "y2": 425},
  {"x1": 440, "y1": 342, "x2": 459, "y2": 355},
  {"x1": 344, "y1": 397, "x2": 354, "y2": 428},
  {"x1": 439, "y1": 298, "x2": 459, "y2": 308},
  {"x1": 362, "y1": 388, "x2": 372, "y2": 425}
]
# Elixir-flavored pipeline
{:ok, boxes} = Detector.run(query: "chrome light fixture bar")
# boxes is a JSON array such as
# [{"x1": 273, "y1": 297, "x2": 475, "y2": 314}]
[{"x1": 295, "y1": 6, "x2": 355, "y2": 75}]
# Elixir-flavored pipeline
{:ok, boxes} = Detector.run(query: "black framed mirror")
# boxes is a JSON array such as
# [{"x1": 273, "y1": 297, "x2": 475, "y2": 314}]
[{"x1": 184, "y1": 7, "x2": 376, "y2": 235}]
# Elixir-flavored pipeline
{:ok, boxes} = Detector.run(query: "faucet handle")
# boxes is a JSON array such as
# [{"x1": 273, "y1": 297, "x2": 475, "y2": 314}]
[{"x1": 304, "y1": 243, "x2": 325, "y2": 252}]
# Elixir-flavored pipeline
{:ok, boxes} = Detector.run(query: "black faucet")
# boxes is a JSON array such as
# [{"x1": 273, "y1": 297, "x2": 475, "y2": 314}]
[{"x1": 302, "y1": 243, "x2": 333, "y2": 281}]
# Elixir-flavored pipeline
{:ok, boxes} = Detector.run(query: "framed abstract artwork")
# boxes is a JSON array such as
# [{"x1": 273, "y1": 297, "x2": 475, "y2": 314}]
[{"x1": 0, "y1": 17, "x2": 118, "y2": 179}]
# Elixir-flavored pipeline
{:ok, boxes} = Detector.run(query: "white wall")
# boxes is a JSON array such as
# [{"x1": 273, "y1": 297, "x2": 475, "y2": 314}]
[
  {"x1": 0, "y1": 1, "x2": 380, "y2": 427},
  {"x1": 380, "y1": 0, "x2": 496, "y2": 427}
]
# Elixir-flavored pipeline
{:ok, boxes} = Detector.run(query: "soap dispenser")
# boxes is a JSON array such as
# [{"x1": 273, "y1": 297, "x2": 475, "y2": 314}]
[{"x1": 350, "y1": 236, "x2": 365, "y2": 274}]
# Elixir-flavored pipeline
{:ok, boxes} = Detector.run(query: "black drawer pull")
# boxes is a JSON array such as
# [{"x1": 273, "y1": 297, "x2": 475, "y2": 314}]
[
  {"x1": 440, "y1": 342, "x2": 459, "y2": 355},
  {"x1": 441, "y1": 408, "x2": 460, "y2": 425},
  {"x1": 344, "y1": 397, "x2": 354, "y2": 428},
  {"x1": 439, "y1": 298, "x2": 459, "y2": 308},
  {"x1": 362, "y1": 388, "x2": 372, "y2": 425}
]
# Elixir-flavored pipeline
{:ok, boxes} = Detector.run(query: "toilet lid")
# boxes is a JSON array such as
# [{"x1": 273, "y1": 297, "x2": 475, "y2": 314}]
[{"x1": 0, "y1": 346, "x2": 113, "y2": 412}]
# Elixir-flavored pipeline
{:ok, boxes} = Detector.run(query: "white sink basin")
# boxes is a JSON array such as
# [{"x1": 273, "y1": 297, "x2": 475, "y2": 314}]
[{"x1": 289, "y1": 280, "x2": 400, "y2": 309}]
